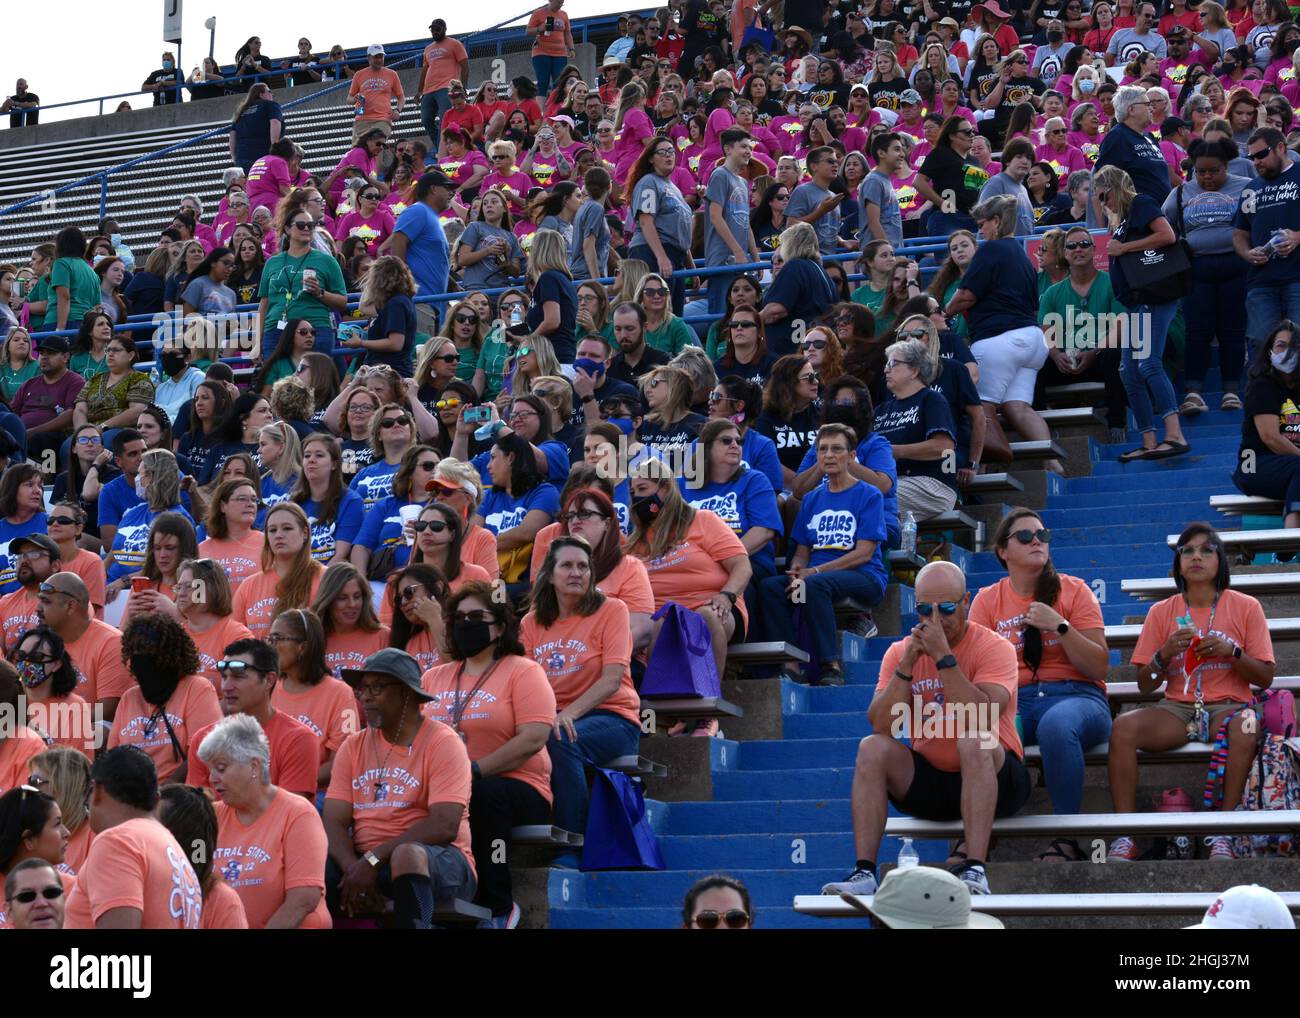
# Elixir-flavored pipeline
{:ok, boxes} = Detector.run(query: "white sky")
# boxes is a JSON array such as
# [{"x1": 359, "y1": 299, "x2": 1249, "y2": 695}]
[{"x1": 1, "y1": 0, "x2": 641, "y2": 125}]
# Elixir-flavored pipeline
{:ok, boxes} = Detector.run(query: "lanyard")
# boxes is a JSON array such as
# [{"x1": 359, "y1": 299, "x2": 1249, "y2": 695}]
[
  {"x1": 278, "y1": 252, "x2": 312, "y2": 308},
  {"x1": 449, "y1": 658, "x2": 503, "y2": 738},
  {"x1": 1181, "y1": 591, "x2": 1219, "y2": 699}
]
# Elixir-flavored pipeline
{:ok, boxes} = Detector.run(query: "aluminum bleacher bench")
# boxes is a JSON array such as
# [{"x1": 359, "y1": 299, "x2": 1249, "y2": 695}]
[
  {"x1": 1106, "y1": 617, "x2": 1300, "y2": 648},
  {"x1": 1038, "y1": 406, "x2": 1106, "y2": 428},
  {"x1": 606, "y1": 754, "x2": 668, "y2": 778},
  {"x1": 962, "y1": 472, "x2": 1024, "y2": 496},
  {"x1": 795, "y1": 891, "x2": 1300, "y2": 918},
  {"x1": 1106, "y1": 675, "x2": 1300, "y2": 703},
  {"x1": 727, "y1": 642, "x2": 810, "y2": 667},
  {"x1": 886, "y1": 550, "x2": 926, "y2": 569},
  {"x1": 510, "y1": 825, "x2": 584, "y2": 848},
  {"x1": 1123, "y1": 572, "x2": 1300, "y2": 600},
  {"x1": 1043, "y1": 381, "x2": 1105, "y2": 405},
  {"x1": 1166, "y1": 528, "x2": 1300, "y2": 554},
  {"x1": 1008, "y1": 439, "x2": 1068, "y2": 461},
  {"x1": 1026, "y1": 740, "x2": 1215, "y2": 765},
  {"x1": 918, "y1": 510, "x2": 985, "y2": 550},
  {"x1": 431, "y1": 898, "x2": 492, "y2": 924},
  {"x1": 640, "y1": 696, "x2": 744, "y2": 721},
  {"x1": 883, "y1": 808, "x2": 1300, "y2": 839},
  {"x1": 1209, "y1": 493, "x2": 1283, "y2": 517}
]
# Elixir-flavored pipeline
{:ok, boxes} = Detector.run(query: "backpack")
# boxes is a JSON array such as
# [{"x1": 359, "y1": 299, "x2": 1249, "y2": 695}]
[{"x1": 1231, "y1": 735, "x2": 1300, "y2": 859}]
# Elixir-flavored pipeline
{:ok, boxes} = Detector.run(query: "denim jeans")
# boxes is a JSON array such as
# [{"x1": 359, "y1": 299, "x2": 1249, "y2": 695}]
[
  {"x1": 1183, "y1": 252, "x2": 1247, "y2": 391},
  {"x1": 419, "y1": 90, "x2": 451, "y2": 145},
  {"x1": 532, "y1": 55, "x2": 569, "y2": 98},
  {"x1": 1119, "y1": 300, "x2": 1178, "y2": 434},
  {"x1": 1017, "y1": 680, "x2": 1112, "y2": 815},
  {"x1": 627, "y1": 242, "x2": 691, "y2": 317},
  {"x1": 547, "y1": 710, "x2": 641, "y2": 836},
  {"x1": 1235, "y1": 456, "x2": 1300, "y2": 515},
  {"x1": 758, "y1": 569, "x2": 885, "y2": 664},
  {"x1": 924, "y1": 210, "x2": 976, "y2": 238},
  {"x1": 1244, "y1": 278, "x2": 1300, "y2": 362},
  {"x1": 262, "y1": 323, "x2": 337, "y2": 362},
  {"x1": 705, "y1": 267, "x2": 737, "y2": 315}
]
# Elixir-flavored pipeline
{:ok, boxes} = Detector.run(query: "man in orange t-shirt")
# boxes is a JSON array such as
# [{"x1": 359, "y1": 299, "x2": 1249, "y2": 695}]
[
  {"x1": 419, "y1": 20, "x2": 472, "y2": 147},
  {"x1": 37, "y1": 572, "x2": 133, "y2": 721},
  {"x1": 821, "y1": 562, "x2": 1030, "y2": 900},
  {"x1": 325, "y1": 649, "x2": 476, "y2": 928},
  {"x1": 348, "y1": 45, "x2": 406, "y2": 146},
  {"x1": 64, "y1": 746, "x2": 204, "y2": 929},
  {"x1": 186, "y1": 638, "x2": 319, "y2": 798},
  {"x1": 0, "y1": 533, "x2": 59, "y2": 653}
]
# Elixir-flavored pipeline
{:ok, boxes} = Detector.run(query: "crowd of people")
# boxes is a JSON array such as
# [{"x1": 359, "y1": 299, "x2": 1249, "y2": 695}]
[{"x1": 0, "y1": 0, "x2": 1297, "y2": 930}]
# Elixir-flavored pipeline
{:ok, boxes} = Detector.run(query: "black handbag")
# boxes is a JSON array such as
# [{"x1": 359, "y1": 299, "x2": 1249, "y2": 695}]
[{"x1": 1115, "y1": 192, "x2": 1192, "y2": 305}]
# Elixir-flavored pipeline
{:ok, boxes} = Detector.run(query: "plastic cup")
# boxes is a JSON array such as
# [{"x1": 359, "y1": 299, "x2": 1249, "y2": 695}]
[{"x1": 399, "y1": 504, "x2": 424, "y2": 545}]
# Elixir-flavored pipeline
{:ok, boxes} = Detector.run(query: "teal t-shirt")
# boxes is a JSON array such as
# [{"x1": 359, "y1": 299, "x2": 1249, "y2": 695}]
[
  {"x1": 1038, "y1": 271, "x2": 1125, "y2": 356},
  {"x1": 45, "y1": 258, "x2": 102, "y2": 329},
  {"x1": 644, "y1": 315, "x2": 696, "y2": 357},
  {"x1": 257, "y1": 249, "x2": 347, "y2": 329}
]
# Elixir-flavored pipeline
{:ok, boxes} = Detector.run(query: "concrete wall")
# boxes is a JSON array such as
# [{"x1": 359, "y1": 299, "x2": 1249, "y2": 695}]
[{"x1": 0, "y1": 45, "x2": 599, "y2": 151}]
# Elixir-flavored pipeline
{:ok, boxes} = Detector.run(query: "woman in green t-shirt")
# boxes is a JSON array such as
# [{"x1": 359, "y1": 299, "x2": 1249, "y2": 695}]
[
  {"x1": 636, "y1": 273, "x2": 697, "y2": 356},
  {"x1": 256, "y1": 210, "x2": 349, "y2": 356},
  {"x1": 850, "y1": 240, "x2": 896, "y2": 317},
  {"x1": 253, "y1": 317, "x2": 317, "y2": 396},
  {"x1": 47, "y1": 227, "x2": 103, "y2": 331},
  {"x1": 19, "y1": 243, "x2": 54, "y2": 326},
  {"x1": 926, "y1": 230, "x2": 978, "y2": 340},
  {"x1": 70, "y1": 309, "x2": 113, "y2": 381},
  {"x1": 436, "y1": 300, "x2": 484, "y2": 387},
  {"x1": 703, "y1": 275, "x2": 763, "y2": 360},
  {"x1": 0, "y1": 327, "x2": 39, "y2": 404},
  {"x1": 476, "y1": 288, "x2": 527, "y2": 401}
]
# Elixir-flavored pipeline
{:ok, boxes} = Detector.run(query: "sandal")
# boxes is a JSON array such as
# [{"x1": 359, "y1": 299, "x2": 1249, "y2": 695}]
[
  {"x1": 1221, "y1": 392, "x2": 1243, "y2": 411},
  {"x1": 1179, "y1": 392, "x2": 1208, "y2": 416},
  {"x1": 946, "y1": 839, "x2": 968, "y2": 866},
  {"x1": 1035, "y1": 837, "x2": 1086, "y2": 863},
  {"x1": 1118, "y1": 446, "x2": 1157, "y2": 463},
  {"x1": 1147, "y1": 440, "x2": 1190, "y2": 460}
]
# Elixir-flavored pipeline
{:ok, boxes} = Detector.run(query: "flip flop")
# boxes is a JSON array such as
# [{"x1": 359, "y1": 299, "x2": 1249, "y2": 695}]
[
  {"x1": 1148, "y1": 441, "x2": 1190, "y2": 460},
  {"x1": 1118, "y1": 446, "x2": 1157, "y2": 463}
]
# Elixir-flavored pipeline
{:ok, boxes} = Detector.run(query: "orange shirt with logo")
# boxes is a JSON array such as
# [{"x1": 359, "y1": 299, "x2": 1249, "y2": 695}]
[
  {"x1": 529, "y1": 529, "x2": 655, "y2": 616},
  {"x1": 349, "y1": 67, "x2": 405, "y2": 122},
  {"x1": 187, "y1": 616, "x2": 256, "y2": 687},
  {"x1": 272, "y1": 676, "x2": 361, "y2": 761},
  {"x1": 0, "y1": 726, "x2": 47, "y2": 795},
  {"x1": 379, "y1": 562, "x2": 492, "y2": 625},
  {"x1": 27, "y1": 692, "x2": 94, "y2": 758},
  {"x1": 325, "y1": 718, "x2": 476, "y2": 875},
  {"x1": 215, "y1": 785, "x2": 332, "y2": 929},
  {"x1": 634, "y1": 510, "x2": 748, "y2": 625},
  {"x1": 969, "y1": 573, "x2": 1106, "y2": 687},
  {"x1": 421, "y1": 37, "x2": 469, "y2": 95},
  {"x1": 876, "y1": 622, "x2": 1023, "y2": 773},
  {"x1": 324, "y1": 626, "x2": 391, "y2": 679},
  {"x1": 199, "y1": 532, "x2": 267, "y2": 588},
  {"x1": 521, "y1": 596, "x2": 639, "y2": 726},
  {"x1": 0, "y1": 586, "x2": 39, "y2": 653},
  {"x1": 1131, "y1": 589, "x2": 1274, "y2": 704},
  {"x1": 67, "y1": 618, "x2": 135, "y2": 705},
  {"x1": 187, "y1": 710, "x2": 320, "y2": 798},
  {"x1": 231, "y1": 569, "x2": 323, "y2": 640},
  {"x1": 107, "y1": 675, "x2": 223, "y2": 783},
  {"x1": 64, "y1": 816, "x2": 204, "y2": 929},
  {"x1": 464, "y1": 525, "x2": 500, "y2": 580},
  {"x1": 420, "y1": 654, "x2": 556, "y2": 803},
  {"x1": 201, "y1": 877, "x2": 250, "y2": 929},
  {"x1": 529, "y1": 6, "x2": 572, "y2": 56},
  {"x1": 64, "y1": 548, "x2": 107, "y2": 610}
]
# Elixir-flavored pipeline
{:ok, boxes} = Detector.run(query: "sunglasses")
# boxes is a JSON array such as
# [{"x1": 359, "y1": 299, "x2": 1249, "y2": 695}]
[
  {"x1": 47, "y1": 515, "x2": 77, "y2": 527},
  {"x1": 11, "y1": 886, "x2": 63, "y2": 904},
  {"x1": 435, "y1": 354, "x2": 460, "y2": 363},
  {"x1": 413, "y1": 519, "x2": 449, "y2": 533},
  {"x1": 1248, "y1": 148, "x2": 1272, "y2": 161},
  {"x1": 491, "y1": 154, "x2": 512, "y2": 160},
  {"x1": 380, "y1": 416, "x2": 410, "y2": 428},
  {"x1": 399, "y1": 584, "x2": 428, "y2": 603},
  {"x1": 75, "y1": 436, "x2": 101, "y2": 445},
  {"x1": 1064, "y1": 240, "x2": 1094, "y2": 250},
  {"x1": 1178, "y1": 542, "x2": 1220, "y2": 557},
  {"x1": 289, "y1": 220, "x2": 314, "y2": 230},
  {"x1": 916, "y1": 601, "x2": 959, "y2": 617},
  {"x1": 797, "y1": 372, "x2": 818, "y2": 383},
  {"x1": 730, "y1": 320, "x2": 758, "y2": 330},
  {"x1": 1011, "y1": 528, "x2": 1051, "y2": 545},
  {"x1": 899, "y1": 328, "x2": 929, "y2": 341},
  {"x1": 643, "y1": 286, "x2": 669, "y2": 298},
  {"x1": 774, "y1": 193, "x2": 790, "y2": 201},
  {"x1": 693, "y1": 909, "x2": 750, "y2": 929},
  {"x1": 1048, "y1": 128, "x2": 1066, "y2": 135},
  {"x1": 266, "y1": 633, "x2": 304, "y2": 645},
  {"x1": 216, "y1": 660, "x2": 259, "y2": 674},
  {"x1": 715, "y1": 435, "x2": 741, "y2": 446},
  {"x1": 360, "y1": 192, "x2": 380, "y2": 201},
  {"x1": 453, "y1": 314, "x2": 479, "y2": 325}
]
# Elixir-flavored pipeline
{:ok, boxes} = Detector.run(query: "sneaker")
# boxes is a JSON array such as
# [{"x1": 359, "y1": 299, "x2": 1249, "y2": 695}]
[
  {"x1": 818, "y1": 663, "x2": 844, "y2": 687},
  {"x1": 849, "y1": 612, "x2": 879, "y2": 639},
  {"x1": 1205, "y1": 835, "x2": 1235, "y2": 860},
  {"x1": 690, "y1": 717, "x2": 720, "y2": 737},
  {"x1": 1107, "y1": 836, "x2": 1138, "y2": 862},
  {"x1": 952, "y1": 862, "x2": 991, "y2": 895},
  {"x1": 1220, "y1": 392, "x2": 1243, "y2": 411},
  {"x1": 1179, "y1": 391, "x2": 1208, "y2": 415},
  {"x1": 821, "y1": 867, "x2": 877, "y2": 896},
  {"x1": 477, "y1": 903, "x2": 522, "y2": 930}
]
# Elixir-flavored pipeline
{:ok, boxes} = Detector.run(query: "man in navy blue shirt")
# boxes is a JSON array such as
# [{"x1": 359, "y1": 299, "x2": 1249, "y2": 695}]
[
  {"x1": 570, "y1": 335, "x2": 641, "y2": 429},
  {"x1": 388, "y1": 171, "x2": 452, "y2": 335},
  {"x1": 1090, "y1": 85, "x2": 1171, "y2": 226},
  {"x1": 1233, "y1": 126, "x2": 1300, "y2": 360}
]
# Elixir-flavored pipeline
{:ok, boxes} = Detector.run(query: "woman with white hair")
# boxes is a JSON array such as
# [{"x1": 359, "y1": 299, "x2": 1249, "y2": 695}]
[
  {"x1": 1093, "y1": 84, "x2": 1173, "y2": 208},
  {"x1": 759, "y1": 222, "x2": 837, "y2": 358},
  {"x1": 203, "y1": 713, "x2": 332, "y2": 928},
  {"x1": 945, "y1": 195, "x2": 1062, "y2": 476}
]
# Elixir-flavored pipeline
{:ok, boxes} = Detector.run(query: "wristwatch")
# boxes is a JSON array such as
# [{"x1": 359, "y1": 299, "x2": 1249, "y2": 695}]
[
  {"x1": 363, "y1": 850, "x2": 381, "y2": 869},
  {"x1": 581, "y1": 393, "x2": 596, "y2": 404},
  {"x1": 720, "y1": 590, "x2": 738, "y2": 604},
  {"x1": 1233, "y1": 644, "x2": 1243, "y2": 660},
  {"x1": 1057, "y1": 620, "x2": 1070, "y2": 636},
  {"x1": 935, "y1": 653, "x2": 958, "y2": 671}
]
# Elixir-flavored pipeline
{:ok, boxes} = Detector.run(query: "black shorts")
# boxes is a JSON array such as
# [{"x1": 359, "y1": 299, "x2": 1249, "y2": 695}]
[
  {"x1": 890, "y1": 747, "x2": 1032, "y2": 822},
  {"x1": 729, "y1": 603, "x2": 747, "y2": 644}
]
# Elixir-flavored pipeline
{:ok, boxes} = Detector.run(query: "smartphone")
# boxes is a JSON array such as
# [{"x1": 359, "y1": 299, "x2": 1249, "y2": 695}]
[
  {"x1": 464, "y1": 406, "x2": 492, "y2": 424},
  {"x1": 131, "y1": 576, "x2": 152, "y2": 593}
]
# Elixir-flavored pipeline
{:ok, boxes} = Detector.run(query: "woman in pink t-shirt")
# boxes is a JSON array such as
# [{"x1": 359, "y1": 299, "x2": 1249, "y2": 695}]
[
  {"x1": 322, "y1": 131, "x2": 386, "y2": 213},
  {"x1": 245, "y1": 140, "x2": 298, "y2": 221},
  {"x1": 611, "y1": 82, "x2": 654, "y2": 185},
  {"x1": 437, "y1": 127, "x2": 490, "y2": 196},
  {"x1": 481, "y1": 140, "x2": 536, "y2": 218},
  {"x1": 1107, "y1": 523, "x2": 1277, "y2": 862},
  {"x1": 332, "y1": 186, "x2": 396, "y2": 257}
]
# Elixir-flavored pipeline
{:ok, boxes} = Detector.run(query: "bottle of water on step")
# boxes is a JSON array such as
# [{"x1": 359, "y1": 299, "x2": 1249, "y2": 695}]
[
  {"x1": 897, "y1": 838, "x2": 919, "y2": 870},
  {"x1": 901, "y1": 512, "x2": 917, "y2": 558}
]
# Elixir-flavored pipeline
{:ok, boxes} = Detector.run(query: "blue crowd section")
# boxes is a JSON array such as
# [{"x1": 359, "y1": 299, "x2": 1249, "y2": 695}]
[{"x1": 556, "y1": 391, "x2": 1252, "y2": 930}]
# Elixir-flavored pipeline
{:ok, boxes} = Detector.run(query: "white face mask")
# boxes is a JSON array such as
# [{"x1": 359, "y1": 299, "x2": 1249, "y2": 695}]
[{"x1": 1272, "y1": 349, "x2": 1299, "y2": 374}]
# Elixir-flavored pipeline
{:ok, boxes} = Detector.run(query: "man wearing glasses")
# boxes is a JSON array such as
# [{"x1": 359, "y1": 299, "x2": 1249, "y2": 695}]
[
  {"x1": 4, "y1": 858, "x2": 66, "y2": 929},
  {"x1": 821, "y1": 560, "x2": 1027, "y2": 899},
  {"x1": 325, "y1": 648, "x2": 475, "y2": 928},
  {"x1": 1104, "y1": 2, "x2": 1167, "y2": 64},
  {"x1": 184, "y1": 638, "x2": 319, "y2": 800},
  {"x1": 348, "y1": 45, "x2": 405, "y2": 148},
  {"x1": 0, "y1": 534, "x2": 60, "y2": 654},
  {"x1": 36, "y1": 573, "x2": 133, "y2": 723},
  {"x1": 786, "y1": 146, "x2": 850, "y2": 256},
  {"x1": 1233, "y1": 126, "x2": 1300, "y2": 359}
]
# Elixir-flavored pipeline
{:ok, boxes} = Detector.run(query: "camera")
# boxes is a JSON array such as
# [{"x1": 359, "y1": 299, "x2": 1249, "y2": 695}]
[{"x1": 464, "y1": 406, "x2": 492, "y2": 424}]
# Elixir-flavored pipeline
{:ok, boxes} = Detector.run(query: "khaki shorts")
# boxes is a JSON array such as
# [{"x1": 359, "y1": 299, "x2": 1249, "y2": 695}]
[
  {"x1": 1151, "y1": 699, "x2": 1250, "y2": 738},
  {"x1": 352, "y1": 117, "x2": 393, "y2": 147}
]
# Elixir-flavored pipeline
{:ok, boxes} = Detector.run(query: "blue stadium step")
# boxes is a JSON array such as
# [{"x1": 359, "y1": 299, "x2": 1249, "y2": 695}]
[
  {"x1": 654, "y1": 831, "x2": 861, "y2": 868},
  {"x1": 1062, "y1": 475, "x2": 1232, "y2": 495},
  {"x1": 966, "y1": 543, "x2": 1173, "y2": 571},
  {"x1": 712, "y1": 768, "x2": 856, "y2": 800},
  {"x1": 1088, "y1": 454, "x2": 1236, "y2": 476},
  {"x1": 1092, "y1": 437, "x2": 1240, "y2": 460},
  {"x1": 1046, "y1": 522, "x2": 1194, "y2": 546},
  {"x1": 548, "y1": 905, "x2": 829, "y2": 929},
  {"x1": 803, "y1": 685, "x2": 874, "y2": 712},
  {"x1": 783, "y1": 711, "x2": 874, "y2": 739},
  {"x1": 1036, "y1": 506, "x2": 1234, "y2": 528},
  {"x1": 739, "y1": 737, "x2": 864, "y2": 770},
  {"x1": 654, "y1": 800, "x2": 859, "y2": 834}
]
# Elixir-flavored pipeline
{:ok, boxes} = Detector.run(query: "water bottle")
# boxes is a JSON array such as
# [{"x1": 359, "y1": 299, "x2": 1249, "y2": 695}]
[
  {"x1": 1267, "y1": 229, "x2": 1289, "y2": 259},
  {"x1": 896, "y1": 838, "x2": 919, "y2": 870},
  {"x1": 510, "y1": 304, "x2": 523, "y2": 327},
  {"x1": 901, "y1": 511, "x2": 917, "y2": 558}
]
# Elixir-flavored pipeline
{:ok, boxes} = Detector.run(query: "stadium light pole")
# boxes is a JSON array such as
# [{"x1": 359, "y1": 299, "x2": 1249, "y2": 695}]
[{"x1": 205, "y1": 17, "x2": 217, "y2": 60}]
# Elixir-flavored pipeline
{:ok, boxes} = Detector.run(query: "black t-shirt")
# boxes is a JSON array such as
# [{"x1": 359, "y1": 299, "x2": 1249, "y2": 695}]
[
  {"x1": 968, "y1": 68, "x2": 1000, "y2": 106},
  {"x1": 931, "y1": 357, "x2": 981, "y2": 466},
  {"x1": 780, "y1": 0, "x2": 829, "y2": 32},
  {"x1": 713, "y1": 351, "x2": 777, "y2": 388},
  {"x1": 994, "y1": 76, "x2": 1046, "y2": 132},
  {"x1": 873, "y1": 387, "x2": 959, "y2": 488},
  {"x1": 365, "y1": 294, "x2": 417, "y2": 377},
  {"x1": 526, "y1": 270, "x2": 578, "y2": 363},
  {"x1": 762, "y1": 258, "x2": 837, "y2": 357},
  {"x1": 341, "y1": 438, "x2": 377, "y2": 479},
  {"x1": 1241, "y1": 372, "x2": 1300, "y2": 460},
  {"x1": 144, "y1": 68, "x2": 184, "y2": 106},
  {"x1": 806, "y1": 85, "x2": 851, "y2": 113},
  {"x1": 639, "y1": 412, "x2": 707, "y2": 457},
  {"x1": 869, "y1": 77, "x2": 910, "y2": 112},
  {"x1": 945, "y1": 0, "x2": 976, "y2": 24},
  {"x1": 1109, "y1": 193, "x2": 1166, "y2": 307},
  {"x1": 754, "y1": 404, "x2": 822, "y2": 472},
  {"x1": 919, "y1": 146, "x2": 990, "y2": 214},
  {"x1": 8, "y1": 92, "x2": 38, "y2": 127},
  {"x1": 608, "y1": 345, "x2": 671, "y2": 385}
]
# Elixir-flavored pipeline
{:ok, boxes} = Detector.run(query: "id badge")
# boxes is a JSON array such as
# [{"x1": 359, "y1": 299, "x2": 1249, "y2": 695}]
[{"x1": 276, "y1": 319, "x2": 288, "y2": 331}]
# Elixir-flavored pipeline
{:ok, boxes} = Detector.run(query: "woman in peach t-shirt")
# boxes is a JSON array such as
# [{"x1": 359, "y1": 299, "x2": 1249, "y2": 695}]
[
  {"x1": 969, "y1": 509, "x2": 1111, "y2": 856},
  {"x1": 422, "y1": 582, "x2": 555, "y2": 927},
  {"x1": 158, "y1": 785, "x2": 249, "y2": 929},
  {"x1": 386, "y1": 562, "x2": 450, "y2": 673},
  {"x1": 30, "y1": 748, "x2": 93, "y2": 875},
  {"x1": 378, "y1": 501, "x2": 493, "y2": 624},
  {"x1": 270, "y1": 609, "x2": 362, "y2": 789},
  {"x1": 198, "y1": 477, "x2": 267, "y2": 588},
  {"x1": 48, "y1": 500, "x2": 107, "y2": 615},
  {"x1": 14, "y1": 628, "x2": 96, "y2": 759},
  {"x1": 199, "y1": 714, "x2": 332, "y2": 928},
  {"x1": 171, "y1": 559, "x2": 254, "y2": 687},
  {"x1": 1107, "y1": 523, "x2": 1277, "y2": 863},
  {"x1": 231, "y1": 503, "x2": 325, "y2": 640},
  {"x1": 520, "y1": 537, "x2": 640, "y2": 867},
  {"x1": 431, "y1": 462, "x2": 500, "y2": 580},
  {"x1": 311, "y1": 561, "x2": 390, "y2": 678}
]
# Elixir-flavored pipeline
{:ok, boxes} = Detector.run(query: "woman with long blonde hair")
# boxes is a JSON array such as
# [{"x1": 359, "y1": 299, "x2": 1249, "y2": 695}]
[
  {"x1": 231, "y1": 501, "x2": 325, "y2": 638},
  {"x1": 29, "y1": 747, "x2": 94, "y2": 873},
  {"x1": 258, "y1": 420, "x2": 302, "y2": 505},
  {"x1": 525, "y1": 228, "x2": 578, "y2": 362},
  {"x1": 638, "y1": 364, "x2": 706, "y2": 457}
]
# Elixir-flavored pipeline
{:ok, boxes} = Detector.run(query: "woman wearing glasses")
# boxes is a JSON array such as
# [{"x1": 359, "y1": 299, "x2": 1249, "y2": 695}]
[
  {"x1": 420, "y1": 583, "x2": 554, "y2": 926},
  {"x1": 351, "y1": 445, "x2": 441, "y2": 579},
  {"x1": 197, "y1": 478, "x2": 266, "y2": 588},
  {"x1": 387, "y1": 563, "x2": 452, "y2": 673},
  {"x1": 12, "y1": 626, "x2": 91, "y2": 757},
  {"x1": 915, "y1": 116, "x2": 987, "y2": 236},
  {"x1": 254, "y1": 318, "x2": 317, "y2": 396},
  {"x1": 348, "y1": 403, "x2": 415, "y2": 510},
  {"x1": 0, "y1": 783, "x2": 73, "y2": 926},
  {"x1": 456, "y1": 189, "x2": 524, "y2": 291},
  {"x1": 332, "y1": 183, "x2": 396, "y2": 259},
  {"x1": 754, "y1": 354, "x2": 823, "y2": 491},
  {"x1": 433, "y1": 461, "x2": 500, "y2": 580},
  {"x1": 405, "y1": 501, "x2": 494, "y2": 596},
  {"x1": 638, "y1": 365, "x2": 706, "y2": 458},
  {"x1": 166, "y1": 558, "x2": 252, "y2": 687},
  {"x1": 42, "y1": 502, "x2": 104, "y2": 615},
  {"x1": 434, "y1": 304, "x2": 486, "y2": 392},
  {"x1": 969, "y1": 510, "x2": 1109, "y2": 858},
  {"x1": 713, "y1": 305, "x2": 776, "y2": 387},
  {"x1": 682, "y1": 874, "x2": 753, "y2": 929},
  {"x1": 705, "y1": 376, "x2": 783, "y2": 495},
  {"x1": 703, "y1": 275, "x2": 763, "y2": 360},
  {"x1": 635, "y1": 272, "x2": 697, "y2": 357},
  {"x1": 71, "y1": 335, "x2": 153, "y2": 434},
  {"x1": 255, "y1": 205, "x2": 348, "y2": 362},
  {"x1": 28, "y1": 748, "x2": 92, "y2": 873},
  {"x1": 232, "y1": 503, "x2": 325, "y2": 639},
  {"x1": 481, "y1": 141, "x2": 537, "y2": 219},
  {"x1": 1107, "y1": 523, "x2": 1275, "y2": 862}
]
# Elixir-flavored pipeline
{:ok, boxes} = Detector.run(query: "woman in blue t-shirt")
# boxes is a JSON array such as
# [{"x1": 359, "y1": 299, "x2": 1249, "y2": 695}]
[
  {"x1": 350, "y1": 443, "x2": 440, "y2": 579},
  {"x1": 339, "y1": 256, "x2": 419, "y2": 378},
  {"x1": 348, "y1": 402, "x2": 415, "y2": 508},
  {"x1": 680, "y1": 419, "x2": 783, "y2": 641},
  {"x1": 524, "y1": 229, "x2": 579, "y2": 363},
  {"x1": 1095, "y1": 163, "x2": 1191, "y2": 463},
  {"x1": 291, "y1": 432, "x2": 366, "y2": 566},
  {"x1": 474, "y1": 432, "x2": 562, "y2": 594},
  {"x1": 258, "y1": 421, "x2": 302, "y2": 507},
  {"x1": 106, "y1": 449, "x2": 196, "y2": 588},
  {"x1": 201, "y1": 391, "x2": 272, "y2": 486},
  {"x1": 176, "y1": 380, "x2": 234, "y2": 486}
]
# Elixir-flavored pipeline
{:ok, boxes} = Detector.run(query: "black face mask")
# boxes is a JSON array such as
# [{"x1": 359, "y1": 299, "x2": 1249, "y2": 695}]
[
  {"x1": 452, "y1": 618, "x2": 495, "y2": 658},
  {"x1": 1047, "y1": 30, "x2": 1064, "y2": 43},
  {"x1": 632, "y1": 494, "x2": 663, "y2": 527},
  {"x1": 161, "y1": 352, "x2": 188, "y2": 376},
  {"x1": 131, "y1": 654, "x2": 182, "y2": 705},
  {"x1": 824, "y1": 405, "x2": 862, "y2": 431},
  {"x1": 1287, "y1": 40, "x2": 1300, "y2": 54},
  {"x1": 1222, "y1": 61, "x2": 1237, "y2": 73}
]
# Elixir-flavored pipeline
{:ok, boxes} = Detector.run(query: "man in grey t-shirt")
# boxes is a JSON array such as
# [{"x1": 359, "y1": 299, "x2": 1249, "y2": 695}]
[
  {"x1": 786, "y1": 146, "x2": 849, "y2": 256},
  {"x1": 1105, "y1": 3, "x2": 1167, "y2": 63},
  {"x1": 703, "y1": 127, "x2": 761, "y2": 314},
  {"x1": 977, "y1": 137, "x2": 1036, "y2": 236},
  {"x1": 859, "y1": 132, "x2": 905, "y2": 250}
]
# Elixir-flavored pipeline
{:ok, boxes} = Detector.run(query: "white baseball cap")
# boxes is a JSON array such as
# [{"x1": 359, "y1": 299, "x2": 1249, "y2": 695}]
[
  {"x1": 865, "y1": 867, "x2": 1003, "y2": 929},
  {"x1": 1186, "y1": 885, "x2": 1296, "y2": 930},
  {"x1": 367, "y1": 44, "x2": 385, "y2": 57}
]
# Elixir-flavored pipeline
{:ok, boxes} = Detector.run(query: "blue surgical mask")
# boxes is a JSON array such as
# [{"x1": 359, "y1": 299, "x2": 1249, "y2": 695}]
[
  {"x1": 1079, "y1": 79, "x2": 1096, "y2": 94},
  {"x1": 1272, "y1": 349, "x2": 1299, "y2": 374},
  {"x1": 607, "y1": 415, "x2": 636, "y2": 436},
  {"x1": 163, "y1": 59, "x2": 174, "y2": 70}
]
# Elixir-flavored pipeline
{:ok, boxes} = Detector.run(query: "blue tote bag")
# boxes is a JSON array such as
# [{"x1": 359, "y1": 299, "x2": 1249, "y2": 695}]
[{"x1": 581, "y1": 767, "x2": 667, "y2": 871}]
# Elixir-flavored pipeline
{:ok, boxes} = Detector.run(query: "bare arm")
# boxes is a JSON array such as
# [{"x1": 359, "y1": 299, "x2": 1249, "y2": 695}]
[{"x1": 264, "y1": 887, "x2": 323, "y2": 930}]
